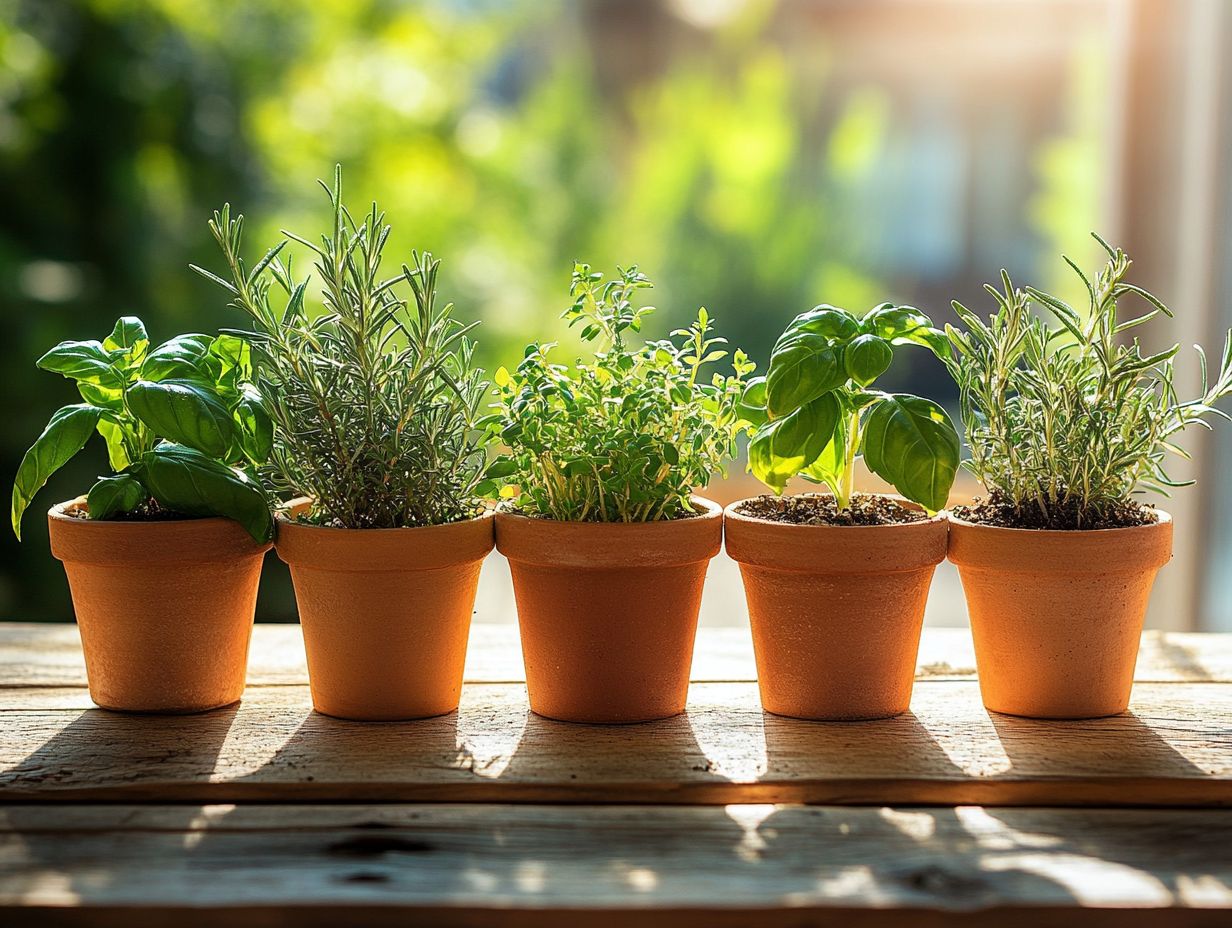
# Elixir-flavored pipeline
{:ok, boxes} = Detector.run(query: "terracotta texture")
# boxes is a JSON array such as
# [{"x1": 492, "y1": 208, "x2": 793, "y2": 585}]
[
  {"x1": 495, "y1": 498, "x2": 723, "y2": 724},
  {"x1": 48, "y1": 499, "x2": 271, "y2": 713},
  {"x1": 948, "y1": 512, "x2": 1174, "y2": 719},
  {"x1": 276, "y1": 509, "x2": 494, "y2": 721},
  {"x1": 724, "y1": 498, "x2": 948, "y2": 720}
]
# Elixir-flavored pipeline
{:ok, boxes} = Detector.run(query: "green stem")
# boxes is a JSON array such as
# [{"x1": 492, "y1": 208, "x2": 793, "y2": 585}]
[{"x1": 838, "y1": 409, "x2": 861, "y2": 510}]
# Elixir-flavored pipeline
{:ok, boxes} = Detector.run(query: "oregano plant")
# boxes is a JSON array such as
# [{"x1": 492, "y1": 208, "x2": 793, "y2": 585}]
[
  {"x1": 12, "y1": 316, "x2": 274, "y2": 541},
  {"x1": 946, "y1": 233, "x2": 1232, "y2": 529},
  {"x1": 489, "y1": 263, "x2": 755, "y2": 522},
  {"x1": 743, "y1": 303, "x2": 959, "y2": 513},
  {"x1": 193, "y1": 167, "x2": 492, "y2": 529}
]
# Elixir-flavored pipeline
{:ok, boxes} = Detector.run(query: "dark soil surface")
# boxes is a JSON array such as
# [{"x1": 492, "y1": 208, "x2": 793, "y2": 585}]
[
  {"x1": 66, "y1": 498, "x2": 194, "y2": 522},
  {"x1": 735, "y1": 493, "x2": 928, "y2": 526},
  {"x1": 952, "y1": 493, "x2": 1158, "y2": 530}
]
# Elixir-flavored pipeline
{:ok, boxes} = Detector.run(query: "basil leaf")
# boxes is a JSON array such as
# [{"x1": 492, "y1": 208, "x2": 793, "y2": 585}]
[
  {"x1": 843, "y1": 334, "x2": 893, "y2": 387},
  {"x1": 86, "y1": 473, "x2": 147, "y2": 520},
  {"x1": 103, "y1": 316, "x2": 149, "y2": 369},
  {"x1": 861, "y1": 394, "x2": 960, "y2": 512},
  {"x1": 11, "y1": 404, "x2": 101, "y2": 539},
  {"x1": 137, "y1": 443, "x2": 273, "y2": 543},
  {"x1": 233, "y1": 385, "x2": 273, "y2": 464},
  {"x1": 36, "y1": 340, "x2": 125, "y2": 388},
  {"x1": 140, "y1": 334, "x2": 219, "y2": 382},
  {"x1": 748, "y1": 393, "x2": 840, "y2": 493},
  {"x1": 773, "y1": 305, "x2": 859, "y2": 352},
  {"x1": 765, "y1": 334, "x2": 843, "y2": 417},
  {"x1": 737, "y1": 376, "x2": 769, "y2": 427},
  {"x1": 800, "y1": 421, "x2": 847, "y2": 496},
  {"x1": 210, "y1": 334, "x2": 251, "y2": 388},
  {"x1": 127, "y1": 379, "x2": 236, "y2": 458},
  {"x1": 95, "y1": 417, "x2": 132, "y2": 470},
  {"x1": 861, "y1": 305, "x2": 949, "y2": 359}
]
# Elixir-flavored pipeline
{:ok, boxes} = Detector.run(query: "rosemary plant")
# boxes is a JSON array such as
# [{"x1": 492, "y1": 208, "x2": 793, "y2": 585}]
[
  {"x1": 192, "y1": 167, "x2": 491, "y2": 529},
  {"x1": 947, "y1": 233, "x2": 1232, "y2": 529},
  {"x1": 489, "y1": 264, "x2": 755, "y2": 522}
]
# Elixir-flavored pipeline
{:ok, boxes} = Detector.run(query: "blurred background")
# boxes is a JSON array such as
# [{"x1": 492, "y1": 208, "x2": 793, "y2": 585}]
[{"x1": 1, "y1": 0, "x2": 1229, "y2": 629}]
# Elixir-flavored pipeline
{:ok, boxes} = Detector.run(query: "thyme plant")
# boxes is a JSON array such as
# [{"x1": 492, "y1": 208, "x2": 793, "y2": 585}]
[
  {"x1": 193, "y1": 167, "x2": 491, "y2": 529},
  {"x1": 489, "y1": 264, "x2": 754, "y2": 522},
  {"x1": 947, "y1": 234, "x2": 1232, "y2": 529}
]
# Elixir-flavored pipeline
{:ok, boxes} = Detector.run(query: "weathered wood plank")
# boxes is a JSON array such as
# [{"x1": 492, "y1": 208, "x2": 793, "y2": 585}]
[
  {"x1": 2, "y1": 681, "x2": 1229, "y2": 805},
  {"x1": 1, "y1": 804, "x2": 1230, "y2": 927},
  {"x1": 2, "y1": 623, "x2": 1229, "y2": 687}
]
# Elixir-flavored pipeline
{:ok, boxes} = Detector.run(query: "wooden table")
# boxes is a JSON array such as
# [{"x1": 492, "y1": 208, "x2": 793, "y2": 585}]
[{"x1": 2, "y1": 622, "x2": 1231, "y2": 926}]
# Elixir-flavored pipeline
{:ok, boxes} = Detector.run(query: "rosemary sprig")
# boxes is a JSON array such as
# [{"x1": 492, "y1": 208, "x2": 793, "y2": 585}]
[{"x1": 192, "y1": 166, "x2": 492, "y2": 528}]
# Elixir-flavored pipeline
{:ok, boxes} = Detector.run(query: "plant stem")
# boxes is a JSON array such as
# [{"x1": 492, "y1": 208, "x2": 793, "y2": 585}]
[{"x1": 838, "y1": 408, "x2": 861, "y2": 510}]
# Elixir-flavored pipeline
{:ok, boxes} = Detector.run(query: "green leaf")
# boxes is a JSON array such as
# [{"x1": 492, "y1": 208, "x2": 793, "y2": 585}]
[
  {"x1": 862, "y1": 305, "x2": 949, "y2": 359},
  {"x1": 77, "y1": 380, "x2": 124, "y2": 412},
  {"x1": 765, "y1": 335, "x2": 844, "y2": 417},
  {"x1": 36, "y1": 340, "x2": 124, "y2": 388},
  {"x1": 86, "y1": 473, "x2": 147, "y2": 520},
  {"x1": 103, "y1": 316, "x2": 149, "y2": 368},
  {"x1": 748, "y1": 393, "x2": 841, "y2": 493},
  {"x1": 140, "y1": 334, "x2": 218, "y2": 382},
  {"x1": 484, "y1": 459, "x2": 519, "y2": 479},
  {"x1": 95, "y1": 417, "x2": 132, "y2": 470},
  {"x1": 861, "y1": 394, "x2": 960, "y2": 512},
  {"x1": 843, "y1": 334, "x2": 893, "y2": 387},
  {"x1": 136, "y1": 443, "x2": 273, "y2": 543},
  {"x1": 126, "y1": 379, "x2": 236, "y2": 458},
  {"x1": 800, "y1": 422, "x2": 847, "y2": 495},
  {"x1": 233, "y1": 385, "x2": 272, "y2": 464},
  {"x1": 11, "y1": 404, "x2": 102, "y2": 539},
  {"x1": 210, "y1": 334, "x2": 251, "y2": 387},
  {"x1": 737, "y1": 376, "x2": 769, "y2": 427},
  {"x1": 774, "y1": 306, "x2": 859, "y2": 352}
]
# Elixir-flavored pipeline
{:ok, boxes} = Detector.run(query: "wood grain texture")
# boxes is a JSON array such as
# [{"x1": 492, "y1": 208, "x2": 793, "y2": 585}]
[
  {"x1": 2, "y1": 804, "x2": 1231, "y2": 927},
  {"x1": 2, "y1": 623, "x2": 1229, "y2": 686},
  {"x1": 3, "y1": 681, "x2": 1229, "y2": 805}
]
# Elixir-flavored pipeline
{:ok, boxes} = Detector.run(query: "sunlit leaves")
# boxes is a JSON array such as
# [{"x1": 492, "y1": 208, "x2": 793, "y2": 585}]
[
  {"x1": 12, "y1": 315, "x2": 275, "y2": 540},
  {"x1": 862, "y1": 394, "x2": 959, "y2": 513},
  {"x1": 748, "y1": 301, "x2": 958, "y2": 511},
  {"x1": 946, "y1": 234, "x2": 1232, "y2": 527},
  {"x1": 491, "y1": 265, "x2": 754, "y2": 522},
  {"x1": 11, "y1": 405, "x2": 101, "y2": 539}
]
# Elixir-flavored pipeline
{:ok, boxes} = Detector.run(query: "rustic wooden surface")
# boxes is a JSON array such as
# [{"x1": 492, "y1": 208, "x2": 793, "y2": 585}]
[
  {"x1": 3, "y1": 622, "x2": 1229, "y2": 686},
  {"x1": 3, "y1": 622, "x2": 1232, "y2": 924},
  {"x1": 2, "y1": 803, "x2": 1231, "y2": 927}
]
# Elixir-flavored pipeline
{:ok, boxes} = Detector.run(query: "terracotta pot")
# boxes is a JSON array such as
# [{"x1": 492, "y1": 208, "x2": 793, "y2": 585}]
[
  {"x1": 948, "y1": 512, "x2": 1173, "y2": 719},
  {"x1": 495, "y1": 498, "x2": 723, "y2": 724},
  {"x1": 276, "y1": 509, "x2": 494, "y2": 721},
  {"x1": 724, "y1": 498, "x2": 948, "y2": 720},
  {"x1": 47, "y1": 499, "x2": 271, "y2": 713}
]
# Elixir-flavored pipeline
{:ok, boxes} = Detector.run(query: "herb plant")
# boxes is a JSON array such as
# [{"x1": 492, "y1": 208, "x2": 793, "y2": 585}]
[
  {"x1": 743, "y1": 304, "x2": 959, "y2": 513},
  {"x1": 489, "y1": 264, "x2": 754, "y2": 522},
  {"x1": 193, "y1": 167, "x2": 491, "y2": 529},
  {"x1": 12, "y1": 316, "x2": 274, "y2": 541},
  {"x1": 946, "y1": 233, "x2": 1232, "y2": 529}
]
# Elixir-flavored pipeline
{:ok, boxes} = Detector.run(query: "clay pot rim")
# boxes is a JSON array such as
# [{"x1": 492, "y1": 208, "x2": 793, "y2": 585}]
[
  {"x1": 723, "y1": 493, "x2": 947, "y2": 532},
  {"x1": 274, "y1": 499, "x2": 495, "y2": 571},
  {"x1": 948, "y1": 508, "x2": 1173, "y2": 574},
  {"x1": 48, "y1": 497, "x2": 272, "y2": 563},
  {"x1": 273, "y1": 497, "x2": 496, "y2": 535},
  {"x1": 495, "y1": 495, "x2": 723, "y2": 568},
  {"x1": 947, "y1": 508, "x2": 1172, "y2": 536},
  {"x1": 724, "y1": 494, "x2": 948, "y2": 573}
]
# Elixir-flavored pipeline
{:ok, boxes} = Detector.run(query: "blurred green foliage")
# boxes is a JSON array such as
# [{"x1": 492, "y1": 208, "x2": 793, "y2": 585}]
[{"x1": 0, "y1": 0, "x2": 1103, "y2": 619}]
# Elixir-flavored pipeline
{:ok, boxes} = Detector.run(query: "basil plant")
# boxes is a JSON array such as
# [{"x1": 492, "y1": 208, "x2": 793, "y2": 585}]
[
  {"x1": 743, "y1": 303, "x2": 960, "y2": 513},
  {"x1": 12, "y1": 316, "x2": 274, "y2": 542}
]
